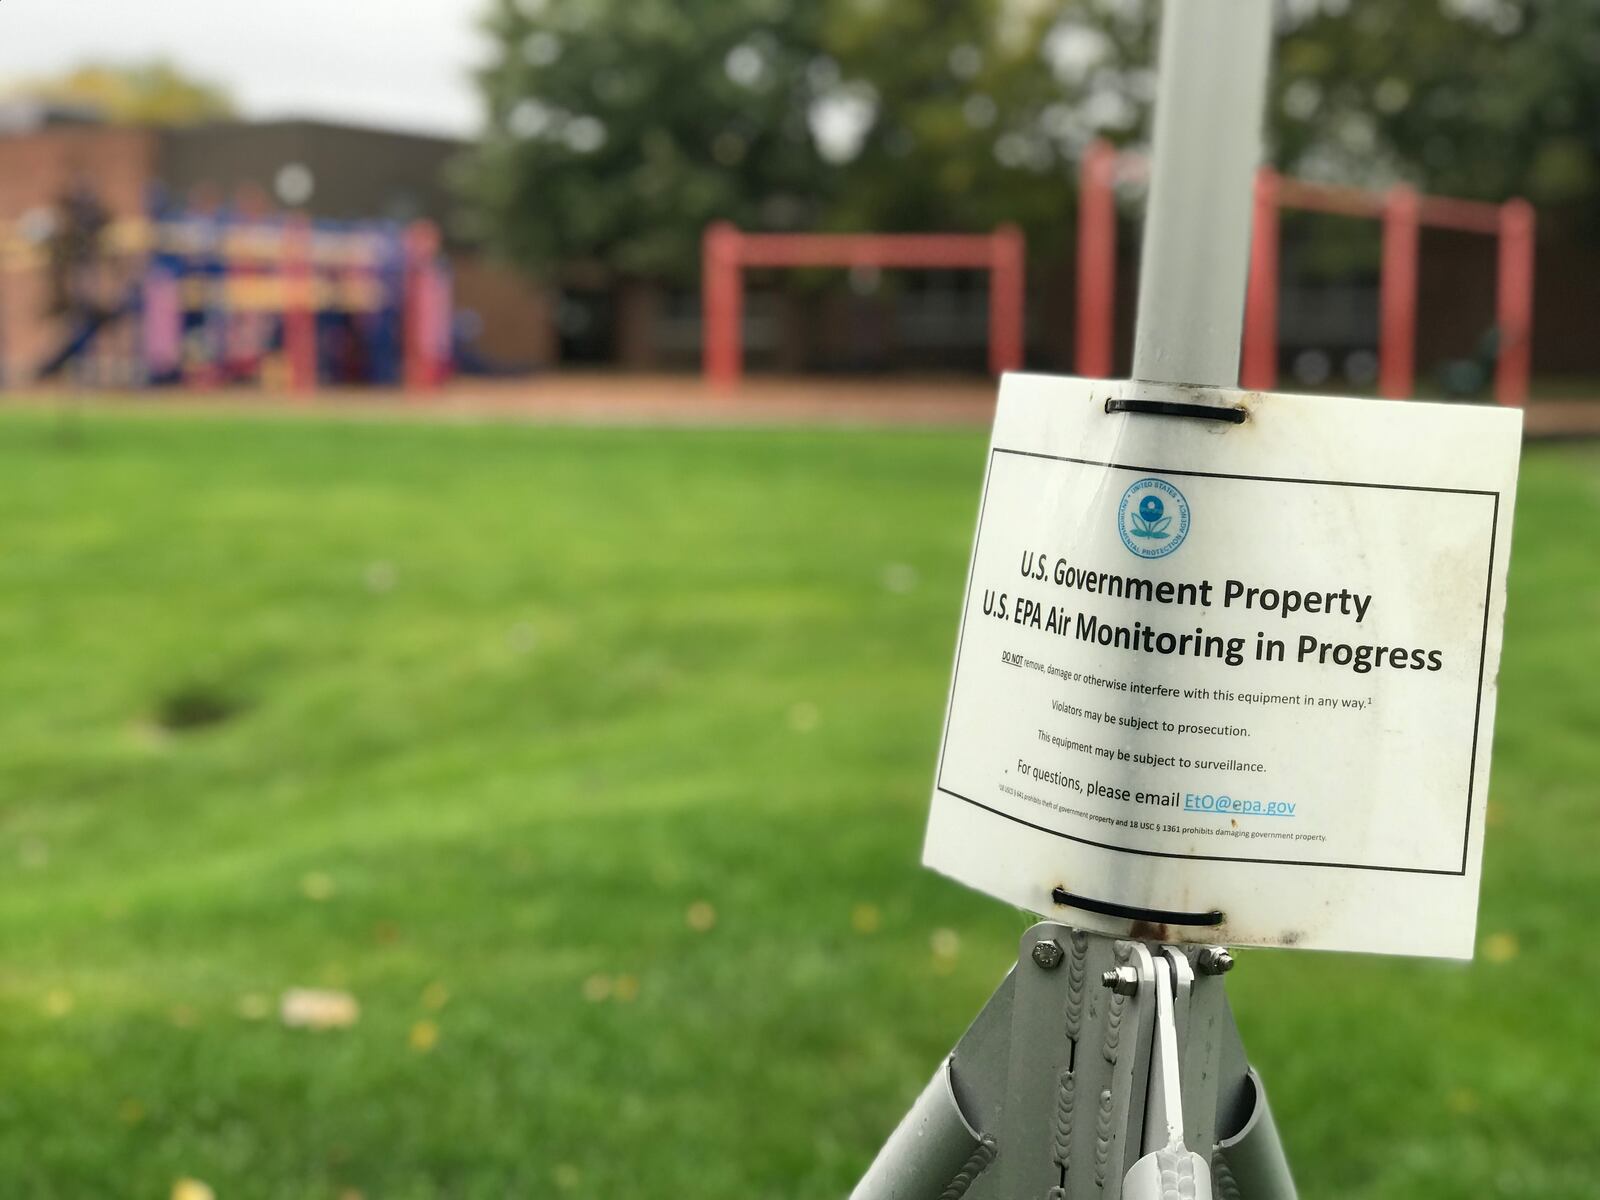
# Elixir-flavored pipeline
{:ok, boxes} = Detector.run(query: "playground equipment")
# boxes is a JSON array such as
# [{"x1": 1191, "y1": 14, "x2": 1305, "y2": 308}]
[
  {"x1": 701, "y1": 223, "x2": 1025, "y2": 390},
  {"x1": 700, "y1": 150, "x2": 1533, "y2": 407},
  {"x1": 1075, "y1": 138, "x2": 1536, "y2": 405},
  {"x1": 1, "y1": 197, "x2": 452, "y2": 395}
]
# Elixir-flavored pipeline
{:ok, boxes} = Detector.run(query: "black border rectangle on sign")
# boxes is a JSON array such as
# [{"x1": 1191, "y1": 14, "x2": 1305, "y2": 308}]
[{"x1": 934, "y1": 447, "x2": 1500, "y2": 879}]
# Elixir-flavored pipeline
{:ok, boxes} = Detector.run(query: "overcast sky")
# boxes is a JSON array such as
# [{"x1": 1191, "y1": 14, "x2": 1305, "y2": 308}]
[{"x1": 0, "y1": 0, "x2": 490, "y2": 137}]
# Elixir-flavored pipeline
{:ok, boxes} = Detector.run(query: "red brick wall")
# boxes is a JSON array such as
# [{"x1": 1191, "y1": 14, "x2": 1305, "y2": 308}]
[
  {"x1": 0, "y1": 125, "x2": 157, "y2": 222},
  {"x1": 0, "y1": 127, "x2": 158, "y2": 383}
]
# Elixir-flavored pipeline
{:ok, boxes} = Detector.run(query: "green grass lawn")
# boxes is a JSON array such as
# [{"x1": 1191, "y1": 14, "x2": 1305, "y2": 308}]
[{"x1": 0, "y1": 408, "x2": 1594, "y2": 1199}]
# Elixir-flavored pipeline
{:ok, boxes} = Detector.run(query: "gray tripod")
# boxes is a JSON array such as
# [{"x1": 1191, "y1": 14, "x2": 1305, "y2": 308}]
[
  {"x1": 852, "y1": 4, "x2": 1293, "y2": 1196},
  {"x1": 850, "y1": 925, "x2": 1295, "y2": 1200}
]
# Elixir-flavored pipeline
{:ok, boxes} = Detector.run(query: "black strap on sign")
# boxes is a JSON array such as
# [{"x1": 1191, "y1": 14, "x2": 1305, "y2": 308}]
[
  {"x1": 1052, "y1": 887, "x2": 1225, "y2": 928},
  {"x1": 1104, "y1": 397, "x2": 1247, "y2": 424}
]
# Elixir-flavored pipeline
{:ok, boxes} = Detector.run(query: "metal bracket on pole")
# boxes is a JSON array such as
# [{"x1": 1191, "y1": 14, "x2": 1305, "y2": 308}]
[
  {"x1": 1123, "y1": 956, "x2": 1211, "y2": 1200},
  {"x1": 851, "y1": 924, "x2": 1295, "y2": 1200}
]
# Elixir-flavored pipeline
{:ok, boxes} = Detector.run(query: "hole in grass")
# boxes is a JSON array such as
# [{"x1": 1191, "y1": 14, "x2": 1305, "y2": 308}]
[{"x1": 154, "y1": 682, "x2": 246, "y2": 733}]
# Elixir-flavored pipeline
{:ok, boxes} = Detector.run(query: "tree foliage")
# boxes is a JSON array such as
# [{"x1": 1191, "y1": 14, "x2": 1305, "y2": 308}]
[
  {"x1": 1274, "y1": 0, "x2": 1600, "y2": 208},
  {"x1": 464, "y1": 0, "x2": 1600, "y2": 283},
  {"x1": 16, "y1": 60, "x2": 235, "y2": 126},
  {"x1": 467, "y1": 0, "x2": 834, "y2": 282},
  {"x1": 816, "y1": 0, "x2": 1153, "y2": 260},
  {"x1": 465, "y1": 0, "x2": 1129, "y2": 280}
]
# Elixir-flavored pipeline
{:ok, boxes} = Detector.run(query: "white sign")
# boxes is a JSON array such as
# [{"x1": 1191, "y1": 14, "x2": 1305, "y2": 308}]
[{"x1": 924, "y1": 375, "x2": 1522, "y2": 958}]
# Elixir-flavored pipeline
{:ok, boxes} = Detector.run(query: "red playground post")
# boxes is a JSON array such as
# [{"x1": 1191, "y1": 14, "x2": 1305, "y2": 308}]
[
  {"x1": 403, "y1": 220, "x2": 450, "y2": 393},
  {"x1": 1377, "y1": 185, "x2": 1421, "y2": 400},
  {"x1": 284, "y1": 214, "x2": 317, "y2": 397},
  {"x1": 1082, "y1": 138, "x2": 1536, "y2": 405},
  {"x1": 1074, "y1": 140, "x2": 1118, "y2": 379},
  {"x1": 1496, "y1": 199, "x2": 1537, "y2": 407},
  {"x1": 700, "y1": 225, "x2": 1026, "y2": 390},
  {"x1": 988, "y1": 225, "x2": 1026, "y2": 379},
  {"x1": 1240, "y1": 168, "x2": 1280, "y2": 391},
  {"x1": 702, "y1": 222, "x2": 744, "y2": 390}
]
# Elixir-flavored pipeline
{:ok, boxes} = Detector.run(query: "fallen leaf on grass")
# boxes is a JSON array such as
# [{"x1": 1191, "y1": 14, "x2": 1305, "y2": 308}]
[
  {"x1": 931, "y1": 928, "x2": 961, "y2": 975},
  {"x1": 364, "y1": 561, "x2": 398, "y2": 593},
  {"x1": 421, "y1": 981, "x2": 450, "y2": 1011},
  {"x1": 172, "y1": 1179, "x2": 215, "y2": 1200},
  {"x1": 409, "y1": 1020, "x2": 439, "y2": 1052},
  {"x1": 787, "y1": 701, "x2": 820, "y2": 733},
  {"x1": 685, "y1": 900, "x2": 717, "y2": 932},
  {"x1": 280, "y1": 988, "x2": 360, "y2": 1030},
  {"x1": 851, "y1": 903, "x2": 882, "y2": 934},
  {"x1": 882, "y1": 562, "x2": 920, "y2": 593},
  {"x1": 553, "y1": 1164, "x2": 581, "y2": 1191},
  {"x1": 1482, "y1": 932, "x2": 1519, "y2": 963},
  {"x1": 18, "y1": 837, "x2": 48, "y2": 870}
]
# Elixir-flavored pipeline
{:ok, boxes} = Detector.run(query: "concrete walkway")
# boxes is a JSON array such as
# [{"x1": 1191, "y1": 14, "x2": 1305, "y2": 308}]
[{"x1": 7, "y1": 374, "x2": 1598, "y2": 438}]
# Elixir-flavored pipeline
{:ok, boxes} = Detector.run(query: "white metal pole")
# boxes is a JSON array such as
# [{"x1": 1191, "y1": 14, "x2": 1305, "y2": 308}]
[{"x1": 1131, "y1": 0, "x2": 1274, "y2": 390}]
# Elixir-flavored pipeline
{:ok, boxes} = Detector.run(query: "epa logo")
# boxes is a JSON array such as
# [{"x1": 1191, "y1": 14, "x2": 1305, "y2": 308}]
[{"x1": 1117, "y1": 477, "x2": 1190, "y2": 559}]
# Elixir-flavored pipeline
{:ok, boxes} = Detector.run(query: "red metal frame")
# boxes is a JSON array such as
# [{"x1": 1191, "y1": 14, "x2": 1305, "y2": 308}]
[
  {"x1": 701, "y1": 224, "x2": 1026, "y2": 389},
  {"x1": 284, "y1": 214, "x2": 317, "y2": 396},
  {"x1": 403, "y1": 220, "x2": 451, "y2": 394},
  {"x1": 1074, "y1": 140, "x2": 1118, "y2": 379},
  {"x1": 1375, "y1": 185, "x2": 1421, "y2": 400},
  {"x1": 1078, "y1": 139, "x2": 1536, "y2": 405},
  {"x1": 1240, "y1": 168, "x2": 1280, "y2": 391}
]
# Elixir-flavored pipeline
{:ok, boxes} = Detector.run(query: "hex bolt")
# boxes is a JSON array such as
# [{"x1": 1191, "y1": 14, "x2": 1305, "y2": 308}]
[
  {"x1": 1031, "y1": 939, "x2": 1064, "y2": 970},
  {"x1": 1101, "y1": 966, "x2": 1139, "y2": 996},
  {"x1": 1196, "y1": 947, "x2": 1236, "y2": 976}
]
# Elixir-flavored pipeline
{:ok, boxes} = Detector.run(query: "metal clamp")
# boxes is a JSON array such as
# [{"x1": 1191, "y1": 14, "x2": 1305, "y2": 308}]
[{"x1": 850, "y1": 923, "x2": 1296, "y2": 1200}]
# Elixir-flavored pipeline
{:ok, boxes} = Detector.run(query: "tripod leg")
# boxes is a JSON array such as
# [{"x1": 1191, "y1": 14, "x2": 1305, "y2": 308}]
[
  {"x1": 1212, "y1": 1069, "x2": 1296, "y2": 1200},
  {"x1": 849, "y1": 1059, "x2": 993, "y2": 1200},
  {"x1": 850, "y1": 971, "x2": 1013, "y2": 1200}
]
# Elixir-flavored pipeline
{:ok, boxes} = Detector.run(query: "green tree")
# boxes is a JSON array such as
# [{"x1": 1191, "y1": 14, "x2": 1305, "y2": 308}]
[
  {"x1": 465, "y1": 0, "x2": 1600, "y2": 285},
  {"x1": 467, "y1": 0, "x2": 834, "y2": 283},
  {"x1": 464, "y1": 0, "x2": 1145, "y2": 280},
  {"x1": 1274, "y1": 1, "x2": 1600, "y2": 209},
  {"x1": 16, "y1": 60, "x2": 234, "y2": 125},
  {"x1": 818, "y1": 0, "x2": 1153, "y2": 261}
]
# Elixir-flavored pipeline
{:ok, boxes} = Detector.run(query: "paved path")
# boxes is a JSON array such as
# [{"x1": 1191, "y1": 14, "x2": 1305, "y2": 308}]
[
  {"x1": 7, "y1": 374, "x2": 1598, "y2": 438},
  {"x1": 434, "y1": 377, "x2": 1600, "y2": 439}
]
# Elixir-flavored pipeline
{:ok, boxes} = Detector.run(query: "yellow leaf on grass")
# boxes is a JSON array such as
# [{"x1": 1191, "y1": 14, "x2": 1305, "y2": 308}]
[
  {"x1": 280, "y1": 988, "x2": 359, "y2": 1030},
  {"x1": 553, "y1": 1164, "x2": 581, "y2": 1191},
  {"x1": 1482, "y1": 932, "x2": 1519, "y2": 963},
  {"x1": 421, "y1": 981, "x2": 450, "y2": 1011},
  {"x1": 931, "y1": 928, "x2": 961, "y2": 975}
]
